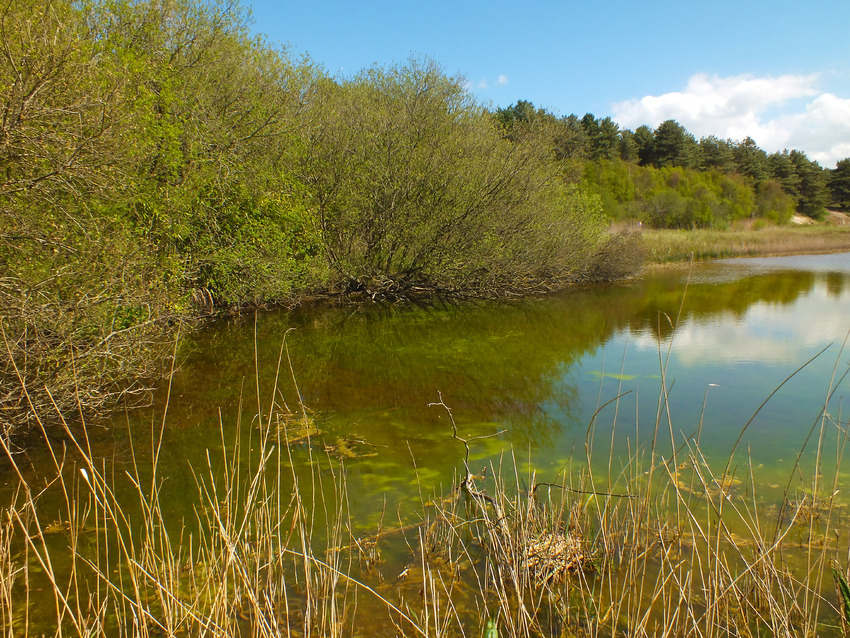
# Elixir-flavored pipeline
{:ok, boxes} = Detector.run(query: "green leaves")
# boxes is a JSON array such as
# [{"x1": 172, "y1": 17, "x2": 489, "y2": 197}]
[
  {"x1": 833, "y1": 567, "x2": 850, "y2": 626},
  {"x1": 582, "y1": 159, "x2": 768, "y2": 229},
  {"x1": 298, "y1": 58, "x2": 608, "y2": 296},
  {"x1": 0, "y1": 0, "x2": 322, "y2": 430}
]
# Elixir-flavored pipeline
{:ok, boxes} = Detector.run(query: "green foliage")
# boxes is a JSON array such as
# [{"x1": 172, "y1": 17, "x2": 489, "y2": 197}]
[
  {"x1": 13, "y1": 0, "x2": 838, "y2": 435},
  {"x1": 618, "y1": 129, "x2": 639, "y2": 163},
  {"x1": 768, "y1": 151, "x2": 801, "y2": 195},
  {"x1": 732, "y1": 137, "x2": 769, "y2": 182},
  {"x1": 577, "y1": 137, "x2": 830, "y2": 228},
  {"x1": 789, "y1": 150, "x2": 829, "y2": 218},
  {"x1": 582, "y1": 160, "x2": 767, "y2": 229},
  {"x1": 297, "y1": 60, "x2": 606, "y2": 295},
  {"x1": 580, "y1": 114, "x2": 621, "y2": 161},
  {"x1": 634, "y1": 125, "x2": 656, "y2": 167},
  {"x1": 827, "y1": 157, "x2": 850, "y2": 209},
  {"x1": 508, "y1": 105, "x2": 832, "y2": 226},
  {"x1": 755, "y1": 179, "x2": 795, "y2": 223},
  {"x1": 828, "y1": 158, "x2": 850, "y2": 209},
  {"x1": 698, "y1": 136, "x2": 736, "y2": 172},
  {"x1": 554, "y1": 114, "x2": 592, "y2": 161},
  {"x1": 833, "y1": 568, "x2": 850, "y2": 626},
  {"x1": 181, "y1": 184, "x2": 321, "y2": 304},
  {"x1": 582, "y1": 160, "x2": 636, "y2": 217},
  {"x1": 1, "y1": 0, "x2": 322, "y2": 430},
  {"x1": 653, "y1": 120, "x2": 697, "y2": 168},
  {"x1": 1, "y1": 7, "x2": 622, "y2": 432},
  {"x1": 495, "y1": 99, "x2": 546, "y2": 131}
]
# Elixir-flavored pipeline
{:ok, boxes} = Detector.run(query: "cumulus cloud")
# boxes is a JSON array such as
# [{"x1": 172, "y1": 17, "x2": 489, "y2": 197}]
[
  {"x1": 612, "y1": 73, "x2": 850, "y2": 167},
  {"x1": 475, "y1": 75, "x2": 508, "y2": 91}
]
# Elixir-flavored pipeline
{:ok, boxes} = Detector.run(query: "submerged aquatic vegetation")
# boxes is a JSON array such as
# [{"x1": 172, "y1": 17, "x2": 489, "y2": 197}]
[{"x1": 0, "y1": 328, "x2": 848, "y2": 637}]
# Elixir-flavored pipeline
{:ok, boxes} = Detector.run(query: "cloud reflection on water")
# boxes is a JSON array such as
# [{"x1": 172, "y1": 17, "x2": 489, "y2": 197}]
[{"x1": 631, "y1": 278, "x2": 849, "y2": 366}]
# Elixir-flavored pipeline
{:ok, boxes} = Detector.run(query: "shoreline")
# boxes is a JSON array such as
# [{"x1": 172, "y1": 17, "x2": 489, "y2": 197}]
[{"x1": 639, "y1": 225, "x2": 850, "y2": 265}]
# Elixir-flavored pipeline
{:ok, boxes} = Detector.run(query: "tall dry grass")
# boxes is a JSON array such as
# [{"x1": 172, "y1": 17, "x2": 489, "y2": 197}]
[
  {"x1": 0, "y1": 328, "x2": 848, "y2": 637},
  {"x1": 643, "y1": 226, "x2": 850, "y2": 263}
]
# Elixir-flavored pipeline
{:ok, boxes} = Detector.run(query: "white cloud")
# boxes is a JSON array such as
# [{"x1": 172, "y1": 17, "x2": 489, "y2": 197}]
[
  {"x1": 612, "y1": 73, "x2": 850, "y2": 167},
  {"x1": 475, "y1": 75, "x2": 508, "y2": 92}
]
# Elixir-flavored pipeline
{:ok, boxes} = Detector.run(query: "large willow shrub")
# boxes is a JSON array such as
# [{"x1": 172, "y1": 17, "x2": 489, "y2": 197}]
[
  {"x1": 296, "y1": 59, "x2": 606, "y2": 296},
  {"x1": 0, "y1": 0, "x2": 318, "y2": 431}
]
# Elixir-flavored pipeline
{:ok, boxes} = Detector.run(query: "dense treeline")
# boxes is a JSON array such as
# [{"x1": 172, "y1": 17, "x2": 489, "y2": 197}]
[
  {"x1": 1, "y1": 0, "x2": 633, "y2": 433},
  {"x1": 496, "y1": 101, "x2": 849, "y2": 227}
]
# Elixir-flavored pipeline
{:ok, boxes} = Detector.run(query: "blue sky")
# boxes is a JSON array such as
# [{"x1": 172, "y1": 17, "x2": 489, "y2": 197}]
[{"x1": 245, "y1": 0, "x2": 850, "y2": 167}]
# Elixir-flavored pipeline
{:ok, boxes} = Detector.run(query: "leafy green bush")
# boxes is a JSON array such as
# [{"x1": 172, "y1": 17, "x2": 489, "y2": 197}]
[{"x1": 297, "y1": 59, "x2": 608, "y2": 296}]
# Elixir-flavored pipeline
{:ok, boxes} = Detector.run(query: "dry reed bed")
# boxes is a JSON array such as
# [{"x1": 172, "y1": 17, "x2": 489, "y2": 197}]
[
  {"x1": 0, "y1": 343, "x2": 849, "y2": 637},
  {"x1": 643, "y1": 226, "x2": 850, "y2": 263}
]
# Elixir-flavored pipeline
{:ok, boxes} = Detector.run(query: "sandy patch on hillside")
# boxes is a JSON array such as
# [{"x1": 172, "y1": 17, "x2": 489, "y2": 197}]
[
  {"x1": 790, "y1": 210, "x2": 850, "y2": 225},
  {"x1": 790, "y1": 213, "x2": 816, "y2": 225}
]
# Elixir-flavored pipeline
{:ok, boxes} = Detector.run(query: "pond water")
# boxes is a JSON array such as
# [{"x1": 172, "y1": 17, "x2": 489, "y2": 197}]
[
  {"x1": 125, "y1": 252, "x2": 850, "y2": 530},
  {"x1": 7, "y1": 252, "x2": 850, "y2": 636}
]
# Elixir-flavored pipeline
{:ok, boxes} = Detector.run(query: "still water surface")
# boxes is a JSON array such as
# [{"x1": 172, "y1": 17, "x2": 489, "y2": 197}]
[
  {"x1": 6, "y1": 253, "x2": 850, "y2": 635},
  {"x1": 123, "y1": 253, "x2": 850, "y2": 529}
]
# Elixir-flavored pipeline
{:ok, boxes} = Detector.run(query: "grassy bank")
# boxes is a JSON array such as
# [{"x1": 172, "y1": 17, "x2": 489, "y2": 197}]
[{"x1": 642, "y1": 225, "x2": 850, "y2": 264}]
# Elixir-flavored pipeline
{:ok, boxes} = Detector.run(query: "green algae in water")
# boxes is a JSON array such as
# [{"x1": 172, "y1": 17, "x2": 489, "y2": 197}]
[{"x1": 587, "y1": 370, "x2": 639, "y2": 381}]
